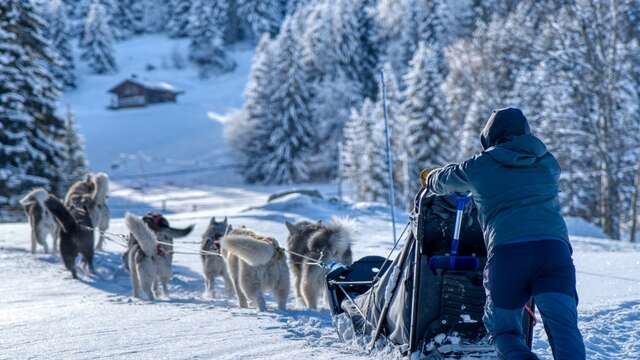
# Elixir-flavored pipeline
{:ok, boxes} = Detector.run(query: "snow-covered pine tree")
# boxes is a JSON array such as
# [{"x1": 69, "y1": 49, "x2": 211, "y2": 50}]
[
  {"x1": 255, "y1": 16, "x2": 314, "y2": 184},
  {"x1": 237, "y1": 0, "x2": 285, "y2": 38},
  {"x1": 342, "y1": 99, "x2": 375, "y2": 201},
  {"x1": 402, "y1": 42, "x2": 450, "y2": 201},
  {"x1": 308, "y1": 70, "x2": 363, "y2": 180},
  {"x1": 400, "y1": 0, "x2": 445, "y2": 68},
  {"x1": 232, "y1": 34, "x2": 278, "y2": 183},
  {"x1": 111, "y1": 0, "x2": 137, "y2": 40},
  {"x1": 330, "y1": 0, "x2": 379, "y2": 99},
  {"x1": 60, "y1": 106, "x2": 89, "y2": 191},
  {"x1": 167, "y1": 0, "x2": 192, "y2": 37},
  {"x1": 80, "y1": 1, "x2": 117, "y2": 74},
  {"x1": 534, "y1": 1, "x2": 640, "y2": 239},
  {"x1": 188, "y1": 0, "x2": 235, "y2": 78},
  {"x1": 0, "y1": 0, "x2": 66, "y2": 205},
  {"x1": 45, "y1": 0, "x2": 76, "y2": 89}
]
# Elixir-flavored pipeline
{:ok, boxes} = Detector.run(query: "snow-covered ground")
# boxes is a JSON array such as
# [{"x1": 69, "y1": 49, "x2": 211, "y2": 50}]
[
  {"x1": 2, "y1": 192, "x2": 640, "y2": 359},
  {"x1": 1, "y1": 34, "x2": 632, "y2": 359}
]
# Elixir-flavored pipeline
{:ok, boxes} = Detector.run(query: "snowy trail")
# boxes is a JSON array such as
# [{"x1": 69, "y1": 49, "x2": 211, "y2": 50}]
[{"x1": 2, "y1": 195, "x2": 640, "y2": 359}]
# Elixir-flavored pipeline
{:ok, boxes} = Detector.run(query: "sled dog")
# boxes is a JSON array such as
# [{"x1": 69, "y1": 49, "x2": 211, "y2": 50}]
[
  {"x1": 121, "y1": 212, "x2": 192, "y2": 295},
  {"x1": 44, "y1": 195, "x2": 96, "y2": 279},
  {"x1": 20, "y1": 188, "x2": 59, "y2": 254},
  {"x1": 124, "y1": 213, "x2": 172, "y2": 300},
  {"x1": 285, "y1": 218, "x2": 353, "y2": 309},
  {"x1": 221, "y1": 228, "x2": 290, "y2": 311},
  {"x1": 65, "y1": 173, "x2": 111, "y2": 250},
  {"x1": 201, "y1": 217, "x2": 233, "y2": 298},
  {"x1": 142, "y1": 212, "x2": 194, "y2": 266}
]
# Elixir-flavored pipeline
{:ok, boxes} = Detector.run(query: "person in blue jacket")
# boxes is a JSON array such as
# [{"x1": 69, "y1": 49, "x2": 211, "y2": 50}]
[{"x1": 423, "y1": 108, "x2": 585, "y2": 359}]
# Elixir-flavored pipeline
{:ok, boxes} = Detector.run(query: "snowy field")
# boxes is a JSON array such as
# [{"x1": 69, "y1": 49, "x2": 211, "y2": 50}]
[
  {"x1": 2, "y1": 35, "x2": 635, "y2": 359},
  {"x1": 1, "y1": 191, "x2": 640, "y2": 360}
]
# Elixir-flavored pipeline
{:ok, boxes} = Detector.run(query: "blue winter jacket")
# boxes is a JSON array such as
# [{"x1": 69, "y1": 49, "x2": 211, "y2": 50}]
[{"x1": 427, "y1": 108, "x2": 569, "y2": 253}]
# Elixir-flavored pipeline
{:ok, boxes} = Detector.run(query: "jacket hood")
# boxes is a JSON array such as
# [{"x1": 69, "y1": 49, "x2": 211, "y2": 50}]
[
  {"x1": 480, "y1": 107, "x2": 531, "y2": 150},
  {"x1": 485, "y1": 134, "x2": 548, "y2": 166}
]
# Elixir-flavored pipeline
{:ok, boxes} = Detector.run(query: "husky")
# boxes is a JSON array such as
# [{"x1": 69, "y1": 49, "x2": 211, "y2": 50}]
[
  {"x1": 201, "y1": 217, "x2": 233, "y2": 298},
  {"x1": 221, "y1": 228, "x2": 290, "y2": 311},
  {"x1": 285, "y1": 218, "x2": 353, "y2": 309},
  {"x1": 44, "y1": 195, "x2": 96, "y2": 279},
  {"x1": 124, "y1": 213, "x2": 172, "y2": 300},
  {"x1": 20, "y1": 188, "x2": 59, "y2": 254},
  {"x1": 121, "y1": 212, "x2": 194, "y2": 295},
  {"x1": 141, "y1": 212, "x2": 194, "y2": 266},
  {"x1": 65, "y1": 173, "x2": 111, "y2": 250}
]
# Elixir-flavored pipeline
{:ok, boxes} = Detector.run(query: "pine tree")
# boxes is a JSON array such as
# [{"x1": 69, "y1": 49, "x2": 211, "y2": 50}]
[
  {"x1": 0, "y1": 0, "x2": 66, "y2": 205},
  {"x1": 237, "y1": 0, "x2": 285, "y2": 38},
  {"x1": 233, "y1": 34, "x2": 278, "y2": 183},
  {"x1": 255, "y1": 16, "x2": 314, "y2": 184},
  {"x1": 60, "y1": 106, "x2": 89, "y2": 191},
  {"x1": 402, "y1": 42, "x2": 450, "y2": 200},
  {"x1": 80, "y1": 1, "x2": 117, "y2": 74},
  {"x1": 330, "y1": 0, "x2": 378, "y2": 98},
  {"x1": 342, "y1": 99, "x2": 375, "y2": 201},
  {"x1": 188, "y1": 0, "x2": 235, "y2": 78},
  {"x1": 111, "y1": 0, "x2": 137, "y2": 40},
  {"x1": 167, "y1": 0, "x2": 192, "y2": 38},
  {"x1": 308, "y1": 70, "x2": 363, "y2": 180},
  {"x1": 45, "y1": 0, "x2": 76, "y2": 89}
]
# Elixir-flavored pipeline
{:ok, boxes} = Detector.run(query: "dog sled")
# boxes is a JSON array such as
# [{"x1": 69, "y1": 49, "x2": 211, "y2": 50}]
[{"x1": 325, "y1": 189, "x2": 535, "y2": 358}]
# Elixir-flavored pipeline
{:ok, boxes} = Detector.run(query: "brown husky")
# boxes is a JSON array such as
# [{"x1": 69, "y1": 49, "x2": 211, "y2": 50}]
[{"x1": 285, "y1": 218, "x2": 353, "y2": 309}]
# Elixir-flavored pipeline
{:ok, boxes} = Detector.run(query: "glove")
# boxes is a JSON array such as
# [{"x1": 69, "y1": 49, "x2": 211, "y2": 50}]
[{"x1": 419, "y1": 167, "x2": 439, "y2": 188}]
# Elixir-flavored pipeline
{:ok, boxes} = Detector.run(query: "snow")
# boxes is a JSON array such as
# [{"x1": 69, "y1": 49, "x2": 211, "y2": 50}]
[
  {"x1": 0, "y1": 34, "x2": 626, "y2": 359},
  {"x1": 2, "y1": 190, "x2": 640, "y2": 359},
  {"x1": 61, "y1": 34, "x2": 254, "y2": 174}
]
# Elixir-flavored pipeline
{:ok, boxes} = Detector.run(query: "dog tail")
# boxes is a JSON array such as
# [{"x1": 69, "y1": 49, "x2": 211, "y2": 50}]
[
  {"x1": 92, "y1": 172, "x2": 109, "y2": 204},
  {"x1": 125, "y1": 212, "x2": 157, "y2": 256},
  {"x1": 20, "y1": 188, "x2": 49, "y2": 207},
  {"x1": 222, "y1": 233, "x2": 275, "y2": 267},
  {"x1": 44, "y1": 196, "x2": 77, "y2": 233},
  {"x1": 166, "y1": 224, "x2": 195, "y2": 238}
]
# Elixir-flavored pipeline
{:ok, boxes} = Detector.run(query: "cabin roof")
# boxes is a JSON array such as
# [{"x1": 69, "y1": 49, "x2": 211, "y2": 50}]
[{"x1": 108, "y1": 79, "x2": 184, "y2": 95}]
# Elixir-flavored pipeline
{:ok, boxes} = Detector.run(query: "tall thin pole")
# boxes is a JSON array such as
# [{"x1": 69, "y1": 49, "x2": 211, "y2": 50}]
[
  {"x1": 337, "y1": 142, "x2": 343, "y2": 201},
  {"x1": 380, "y1": 70, "x2": 397, "y2": 243},
  {"x1": 630, "y1": 160, "x2": 640, "y2": 242}
]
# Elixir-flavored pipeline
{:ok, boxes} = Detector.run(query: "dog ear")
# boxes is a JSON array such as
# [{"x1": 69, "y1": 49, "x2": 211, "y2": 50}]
[{"x1": 285, "y1": 221, "x2": 297, "y2": 234}]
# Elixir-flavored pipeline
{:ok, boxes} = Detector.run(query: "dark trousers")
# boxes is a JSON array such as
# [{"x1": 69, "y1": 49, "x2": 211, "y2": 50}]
[{"x1": 483, "y1": 240, "x2": 586, "y2": 360}]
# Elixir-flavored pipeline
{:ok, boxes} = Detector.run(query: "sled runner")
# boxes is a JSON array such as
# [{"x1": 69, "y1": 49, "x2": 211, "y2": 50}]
[{"x1": 325, "y1": 189, "x2": 535, "y2": 358}]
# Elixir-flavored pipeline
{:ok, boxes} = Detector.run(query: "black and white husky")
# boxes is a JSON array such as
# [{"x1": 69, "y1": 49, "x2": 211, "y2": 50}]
[
  {"x1": 222, "y1": 228, "x2": 290, "y2": 311},
  {"x1": 44, "y1": 195, "x2": 96, "y2": 279},
  {"x1": 285, "y1": 218, "x2": 353, "y2": 309},
  {"x1": 65, "y1": 173, "x2": 110, "y2": 250},
  {"x1": 124, "y1": 213, "x2": 172, "y2": 300},
  {"x1": 201, "y1": 217, "x2": 233, "y2": 298},
  {"x1": 20, "y1": 188, "x2": 59, "y2": 254}
]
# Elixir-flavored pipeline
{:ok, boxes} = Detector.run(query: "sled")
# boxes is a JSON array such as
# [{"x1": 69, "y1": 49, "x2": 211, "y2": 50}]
[{"x1": 325, "y1": 189, "x2": 536, "y2": 357}]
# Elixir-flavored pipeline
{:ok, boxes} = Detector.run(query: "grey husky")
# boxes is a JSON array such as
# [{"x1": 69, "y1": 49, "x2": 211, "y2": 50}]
[
  {"x1": 124, "y1": 213, "x2": 172, "y2": 300},
  {"x1": 65, "y1": 173, "x2": 110, "y2": 250},
  {"x1": 201, "y1": 217, "x2": 233, "y2": 298},
  {"x1": 121, "y1": 212, "x2": 194, "y2": 296},
  {"x1": 221, "y1": 228, "x2": 290, "y2": 311},
  {"x1": 285, "y1": 218, "x2": 353, "y2": 309},
  {"x1": 20, "y1": 188, "x2": 59, "y2": 254}
]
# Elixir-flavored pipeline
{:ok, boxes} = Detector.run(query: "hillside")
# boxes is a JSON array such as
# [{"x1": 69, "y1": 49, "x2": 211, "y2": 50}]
[{"x1": 61, "y1": 34, "x2": 253, "y2": 177}]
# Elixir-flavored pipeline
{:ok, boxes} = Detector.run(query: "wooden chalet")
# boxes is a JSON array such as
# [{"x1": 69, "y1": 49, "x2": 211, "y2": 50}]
[{"x1": 108, "y1": 78, "x2": 184, "y2": 109}]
